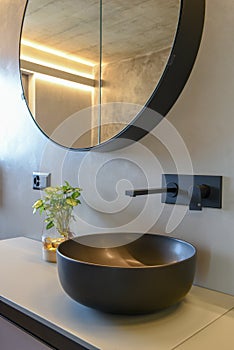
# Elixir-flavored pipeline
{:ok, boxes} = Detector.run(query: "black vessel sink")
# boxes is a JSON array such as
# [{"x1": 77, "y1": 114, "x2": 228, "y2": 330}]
[{"x1": 57, "y1": 233, "x2": 196, "y2": 314}]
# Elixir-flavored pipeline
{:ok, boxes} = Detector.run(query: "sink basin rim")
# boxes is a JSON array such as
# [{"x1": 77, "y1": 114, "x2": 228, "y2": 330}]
[{"x1": 57, "y1": 233, "x2": 196, "y2": 269}]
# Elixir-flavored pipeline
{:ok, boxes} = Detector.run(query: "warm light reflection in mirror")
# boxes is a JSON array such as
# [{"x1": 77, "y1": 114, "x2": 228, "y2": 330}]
[
  {"x1": 34, "y1": 73, "x2": 94, "y2": 91},
  {"x1": 21, "y1": 39, "x2": 95, "y2": 67},
  {"x1": 21, "y1": 55, "x2": 94, "y2": 80}
]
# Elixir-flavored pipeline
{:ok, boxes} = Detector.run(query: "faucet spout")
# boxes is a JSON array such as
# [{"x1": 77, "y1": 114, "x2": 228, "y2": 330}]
[{"x1": 125, "y1": 183, "x2": 178, "y2": 198}]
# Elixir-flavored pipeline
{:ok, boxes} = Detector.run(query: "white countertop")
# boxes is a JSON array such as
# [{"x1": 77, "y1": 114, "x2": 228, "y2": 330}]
[{"x1": 0, "y1": 237, "x2": 233, "y2": 350}]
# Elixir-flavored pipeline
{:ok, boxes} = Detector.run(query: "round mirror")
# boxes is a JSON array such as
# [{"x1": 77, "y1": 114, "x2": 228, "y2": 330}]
[{"x1": 19, "y1": 0, "x2": 205, "y2": 151}]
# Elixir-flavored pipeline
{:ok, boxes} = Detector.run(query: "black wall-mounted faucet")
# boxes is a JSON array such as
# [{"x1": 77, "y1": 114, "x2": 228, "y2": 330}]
[{"x1": 126, "y1": 175, "x2": 222, "y2": 211}]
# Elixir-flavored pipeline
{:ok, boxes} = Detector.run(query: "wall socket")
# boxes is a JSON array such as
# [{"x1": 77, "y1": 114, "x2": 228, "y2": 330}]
[{"x1": 33, "y1": 172, "x2": 51, "y2": 190}]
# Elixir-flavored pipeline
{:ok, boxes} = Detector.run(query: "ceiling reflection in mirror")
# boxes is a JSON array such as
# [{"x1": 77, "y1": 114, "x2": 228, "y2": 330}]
[{"x1": 20, "y1": 0, "x2": 180, "y2": 149}]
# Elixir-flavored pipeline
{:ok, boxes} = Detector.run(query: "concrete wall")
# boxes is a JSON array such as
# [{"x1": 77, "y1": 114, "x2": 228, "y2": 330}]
[
  {"x1": 93, "y1": 48, "x2": 170, "y2": 143},
  {"x1": 0, "y1": 0, "x2": 233, "y2": 295}
]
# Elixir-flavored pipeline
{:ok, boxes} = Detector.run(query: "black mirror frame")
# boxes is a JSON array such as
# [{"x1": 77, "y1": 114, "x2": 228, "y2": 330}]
[{"x1": 20, "y1": 0, "x2": 205, "y2": 152}]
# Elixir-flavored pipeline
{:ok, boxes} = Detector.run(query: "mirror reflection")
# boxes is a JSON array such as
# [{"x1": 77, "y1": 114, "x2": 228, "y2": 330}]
[{"x1": 20, "y1": 0, "x2": 180, "y2": 149}]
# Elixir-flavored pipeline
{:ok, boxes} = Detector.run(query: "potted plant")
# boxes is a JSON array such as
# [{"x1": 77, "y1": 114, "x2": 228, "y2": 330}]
[{"x1": 32, "y1": 181, "x2": 81, "y2": 262}]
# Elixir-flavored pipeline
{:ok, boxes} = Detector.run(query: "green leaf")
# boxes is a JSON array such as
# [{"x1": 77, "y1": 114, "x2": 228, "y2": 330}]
[
  {"x1": 72, "y1": 191, "x2": 80, "y2": 199},
  {"x1": 65, "y1": 198, "x2": 78, "y2": 207},
  {"x1": 46, "y1": 221, "x2": 54, "y2": 230},
  {"x1": 45, "y1": 187, "x2": 58, "y2": 193},
  {"x1": 32, "y1": 199, "x2": 43, "y2": 209},
  {"x1": 39, "y1": 206, "x2": 45, "y2": 215}
]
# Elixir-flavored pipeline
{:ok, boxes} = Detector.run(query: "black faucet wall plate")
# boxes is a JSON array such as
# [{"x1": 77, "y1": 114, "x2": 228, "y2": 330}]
[{"x1": 162, "y1": 174, "x2": 222, "y2": 209}]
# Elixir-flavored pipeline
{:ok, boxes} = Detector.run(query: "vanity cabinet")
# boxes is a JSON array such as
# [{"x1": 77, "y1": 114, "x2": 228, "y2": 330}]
[{"x1": 0, "y1": 316, "x2": 53, "y2": 350}]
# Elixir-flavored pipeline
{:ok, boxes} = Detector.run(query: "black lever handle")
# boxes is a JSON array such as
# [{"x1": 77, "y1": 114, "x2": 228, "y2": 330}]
[{"x1": 189, "y1": 184, "x2": 210, "y2": 211}]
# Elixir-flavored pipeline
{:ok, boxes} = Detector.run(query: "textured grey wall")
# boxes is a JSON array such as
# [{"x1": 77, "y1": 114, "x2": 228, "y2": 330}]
[{"x1": 92, "y1": 48, "x2": 170, "y2": 143}]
